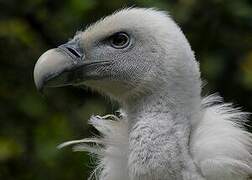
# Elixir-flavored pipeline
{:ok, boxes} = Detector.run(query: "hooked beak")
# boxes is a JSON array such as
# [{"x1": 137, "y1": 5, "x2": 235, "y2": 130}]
[{"x1": 34, "y1": 39, "x2": 109, "y2": 92}]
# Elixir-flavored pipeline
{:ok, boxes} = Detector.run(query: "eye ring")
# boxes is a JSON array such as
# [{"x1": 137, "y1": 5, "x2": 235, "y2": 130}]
[{"x1": 109, "y1": 32, "x2": 130, "y2": 49}]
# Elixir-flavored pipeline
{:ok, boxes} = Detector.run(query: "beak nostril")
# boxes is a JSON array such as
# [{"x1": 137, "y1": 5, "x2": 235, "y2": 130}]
[{"x1": 66, "y1": 47, "x2": 81, "y2": 58}]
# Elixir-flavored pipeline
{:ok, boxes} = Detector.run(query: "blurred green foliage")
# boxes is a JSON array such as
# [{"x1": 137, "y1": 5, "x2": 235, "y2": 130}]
[{"x1": 0, "y1": 0, "x2": 251, "y2": 179}]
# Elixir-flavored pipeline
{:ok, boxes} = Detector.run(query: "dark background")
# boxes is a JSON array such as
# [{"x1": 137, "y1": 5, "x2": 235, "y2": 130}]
[{"x1": 0, "y1": 0, "x2": 252, "y2": 179}]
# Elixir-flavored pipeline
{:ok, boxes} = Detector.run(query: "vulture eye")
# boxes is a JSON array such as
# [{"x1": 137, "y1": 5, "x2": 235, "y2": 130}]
[{"x1": 109, "y1": 32, "x2": 130, "y2": 49}]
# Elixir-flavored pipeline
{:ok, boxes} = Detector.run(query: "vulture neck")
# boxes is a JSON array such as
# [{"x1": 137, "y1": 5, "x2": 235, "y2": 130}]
[
  {"x1": 122, "y1": 81, "x2": 202, "y2": 177},
  {"x1": 124, "y1": 82, "x2": 201, "y2": 128}
]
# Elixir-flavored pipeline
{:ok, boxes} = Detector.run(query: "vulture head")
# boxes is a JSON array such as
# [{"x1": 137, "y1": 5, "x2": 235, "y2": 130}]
[{"x1": 34, "y1": 8, "x2": 201, "y2": 109}]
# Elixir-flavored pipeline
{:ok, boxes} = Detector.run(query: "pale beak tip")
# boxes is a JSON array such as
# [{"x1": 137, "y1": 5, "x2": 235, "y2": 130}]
[{"x1": 33, "y1": 49, "x2": 59, "y2": 92}]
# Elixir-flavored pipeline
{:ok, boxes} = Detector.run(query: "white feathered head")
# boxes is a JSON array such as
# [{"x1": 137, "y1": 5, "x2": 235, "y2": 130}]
[{"x1": 34, "y1": 8, "x2": 201, "y2": 105}]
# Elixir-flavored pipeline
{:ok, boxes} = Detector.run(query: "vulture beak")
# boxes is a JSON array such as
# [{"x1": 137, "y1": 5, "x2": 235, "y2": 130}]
[{"x1": 34, "y1": 39, "x2": 109, "y2": 92}]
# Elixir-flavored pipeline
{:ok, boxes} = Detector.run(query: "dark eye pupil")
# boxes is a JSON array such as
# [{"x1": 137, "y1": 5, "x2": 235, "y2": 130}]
[
  {"x1": 113, "y1": 35, "x2": 126, "y2": 45},
  {"x1": 110, "y1": 32, "x2": 129, "y2": 48}
]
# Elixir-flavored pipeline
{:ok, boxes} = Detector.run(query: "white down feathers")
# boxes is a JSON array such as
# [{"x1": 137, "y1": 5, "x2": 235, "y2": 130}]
[
  {"x1": 191, "y1": 95, "x2": 252, "y2": 180},
  {"x1": 59, "y1": 95, "x2": 252, "y2": 180},
  {"x1": 59, "y1": 112, "x2": 129, "y2": 180}
]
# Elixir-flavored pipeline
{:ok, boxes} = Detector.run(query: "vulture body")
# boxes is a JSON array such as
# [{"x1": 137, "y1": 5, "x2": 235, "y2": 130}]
[{"x1": 34, "y1": 8, "x2": 252, "y2": 180}]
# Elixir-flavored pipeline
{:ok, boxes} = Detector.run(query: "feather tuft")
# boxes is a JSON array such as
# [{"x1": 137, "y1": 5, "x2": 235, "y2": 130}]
[
  {"x1": 59, "y1": 111, "x2": 129, "y2": 180},
  {"x1": 191, "y1": 94, "x2": 252, "y2": 180}
]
